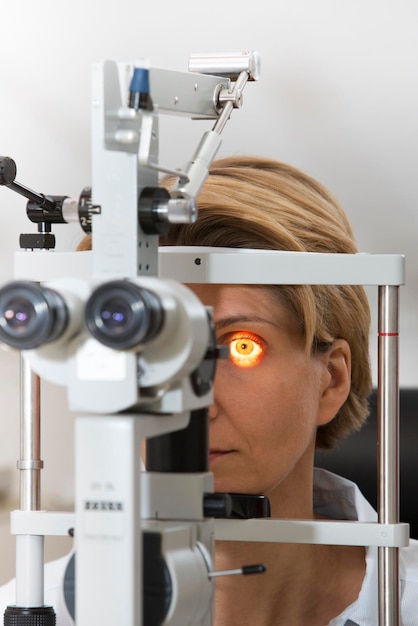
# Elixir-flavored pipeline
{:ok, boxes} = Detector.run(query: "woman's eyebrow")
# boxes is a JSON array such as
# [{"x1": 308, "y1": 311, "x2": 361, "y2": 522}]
[{"x1": 214, "y1": 315, "x2": 277, "y2": 331}]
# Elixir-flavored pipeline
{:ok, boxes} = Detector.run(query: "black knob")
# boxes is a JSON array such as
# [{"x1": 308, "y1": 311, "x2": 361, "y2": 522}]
[
  {"x1": 203, "y1": 492, "x2": 233, "y2": 518},
  {"x1": 4, "y1": 605, "x2": 56, "y2": 626},
  {"x1": 0, "y1": 157, "x2": 17, "y2": 185}
]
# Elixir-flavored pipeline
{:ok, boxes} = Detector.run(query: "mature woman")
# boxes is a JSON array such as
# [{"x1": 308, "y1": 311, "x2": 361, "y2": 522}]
[{"x1": 158, "y1": 156, "x2": 417, "y2": 625}]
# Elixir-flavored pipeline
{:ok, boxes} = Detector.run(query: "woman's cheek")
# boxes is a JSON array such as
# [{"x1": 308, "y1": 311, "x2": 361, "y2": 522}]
[{"x1": 216, "y1": 354, "x2": 265, "y2": 387}]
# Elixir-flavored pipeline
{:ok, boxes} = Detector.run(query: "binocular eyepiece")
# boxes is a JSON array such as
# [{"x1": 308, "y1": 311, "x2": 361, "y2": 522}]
[
  {"x1": 0, "y1": 280, "x2": 165, "y2": 352},
  {"x1": 0, "y1": 276, "x2": 213, "y2": 414}
]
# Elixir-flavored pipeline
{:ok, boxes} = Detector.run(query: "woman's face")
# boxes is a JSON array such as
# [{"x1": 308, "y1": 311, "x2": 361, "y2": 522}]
[{"x1": 190, "y1": 284, "x2": 345, "y2": 512}]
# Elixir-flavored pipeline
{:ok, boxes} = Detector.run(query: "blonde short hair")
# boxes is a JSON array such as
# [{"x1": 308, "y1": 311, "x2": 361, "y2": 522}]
[{"x1": 161, "y1": 156, "x2": 372, "y2": 449}]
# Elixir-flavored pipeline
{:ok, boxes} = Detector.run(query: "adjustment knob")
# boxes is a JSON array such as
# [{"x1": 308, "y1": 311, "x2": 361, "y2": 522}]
[
  {"x1": 4, "y1": 605, "x2": 56, "y2": 626},
  {"x1": 0, "y1": 157, "x2": 17, "y2": 185},
  {"x1": 203, "y1": 492, "x2": 233, "y2": 518}
]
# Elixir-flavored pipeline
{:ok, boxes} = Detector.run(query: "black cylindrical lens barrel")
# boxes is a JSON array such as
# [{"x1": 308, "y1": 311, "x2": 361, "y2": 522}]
[
  {"x1": 0, "y1": 281, "x2": 68, "y2": 350},
  {"x1": 85, "y1": 280, "x2": 164, "y2": 350}
]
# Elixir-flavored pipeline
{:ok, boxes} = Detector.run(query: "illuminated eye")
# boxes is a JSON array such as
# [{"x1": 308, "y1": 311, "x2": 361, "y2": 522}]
[{"x1": 229, "y1": 333, "x2": 264, "y2": 368}]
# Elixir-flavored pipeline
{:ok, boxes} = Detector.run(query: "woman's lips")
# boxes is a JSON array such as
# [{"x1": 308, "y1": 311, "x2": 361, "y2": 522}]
[{"x1": 209, "y1": 450, "x2": 233, "y2": 463}]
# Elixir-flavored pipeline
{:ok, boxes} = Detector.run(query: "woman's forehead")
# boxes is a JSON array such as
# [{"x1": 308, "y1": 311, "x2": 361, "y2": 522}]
[{"x1": 187, "y1": 283, "x2": 294, "y2": 328}]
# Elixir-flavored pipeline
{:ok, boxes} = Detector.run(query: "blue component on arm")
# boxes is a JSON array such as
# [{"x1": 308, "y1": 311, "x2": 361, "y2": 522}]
[
  {"x1": 129, "y1": 67, "x2": 150, "y2": 95},
  {"x1": 128, "y1": 67, "x2": 153, "y2": 110}
]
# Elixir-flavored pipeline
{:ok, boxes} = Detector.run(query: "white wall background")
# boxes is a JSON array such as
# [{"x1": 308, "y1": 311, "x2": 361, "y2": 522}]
[{"x1": 0, "y1": 0, "x2": 417, "y2": 511}]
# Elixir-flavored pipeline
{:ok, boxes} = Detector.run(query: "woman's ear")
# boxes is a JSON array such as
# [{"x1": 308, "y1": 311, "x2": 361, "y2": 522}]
[{"x1": 317, "y1": 338, "x2": 351, "y2": 427}]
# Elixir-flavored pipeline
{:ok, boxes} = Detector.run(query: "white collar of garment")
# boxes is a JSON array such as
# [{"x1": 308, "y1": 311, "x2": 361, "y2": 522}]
[{"x1": 313, "y1": 468, "x2": 378, "y2": 625}]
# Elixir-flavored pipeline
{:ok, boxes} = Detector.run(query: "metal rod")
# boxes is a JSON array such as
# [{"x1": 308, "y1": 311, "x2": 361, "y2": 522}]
[
  {"x1": 377, "y1": 285, "x2": 400, "y2": 625},
  {"x1": 15, "y1": 354, "x2": 45, "y2": 607},
  {"x1": 7, "y1": 181, "x2": 55, "y2": 211},
  {"x1": 212, "y1": 70, "x2": 249, "y2": 135},
  {"x1": 19, "y1": 355, "x2": 43, "y2": 510}
]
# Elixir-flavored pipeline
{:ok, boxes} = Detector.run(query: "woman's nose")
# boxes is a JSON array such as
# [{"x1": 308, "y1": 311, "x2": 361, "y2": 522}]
[{"x1": 208, "y1": 402, "x2": 218, "y2": 420}]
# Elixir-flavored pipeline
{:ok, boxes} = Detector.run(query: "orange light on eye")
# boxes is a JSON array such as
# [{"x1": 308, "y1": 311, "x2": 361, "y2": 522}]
[{"x1": 229, "y1": 333, "x2": 264, "y2": 368}]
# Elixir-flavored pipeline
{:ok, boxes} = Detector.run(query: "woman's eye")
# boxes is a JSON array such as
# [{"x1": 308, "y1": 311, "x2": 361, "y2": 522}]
[{"x1": 229, "y1": 333, "x2": 264, "y2": 368}]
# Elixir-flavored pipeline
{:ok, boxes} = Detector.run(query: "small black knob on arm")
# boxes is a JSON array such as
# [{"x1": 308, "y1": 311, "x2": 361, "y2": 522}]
[{"x1": 0, "y1": 157, "x2": 17, "y2": 185}]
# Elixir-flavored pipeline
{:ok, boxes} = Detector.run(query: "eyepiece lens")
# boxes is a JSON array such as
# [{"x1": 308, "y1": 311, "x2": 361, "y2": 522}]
[
  {"x1": 4, "y1": 298, "x2": 36, "y2": 331},
  {"x1": 100, "y1": 298, "x2": 133, "y2": 332}
]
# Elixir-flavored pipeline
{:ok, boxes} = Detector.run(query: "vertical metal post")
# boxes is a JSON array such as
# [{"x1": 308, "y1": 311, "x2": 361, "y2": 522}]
[
  {"x1": 4, "y1": 356, "x2": 56, "y2": 623},
  {"x1": 19, "y1": 355, "x2": 42, "y2": 510},
  {"x1": 15, "y1": 355, "x2": 44, "y2": 607},
  {"x1": 377, "y1": 285, "x2": 400, "y2": 626}
]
